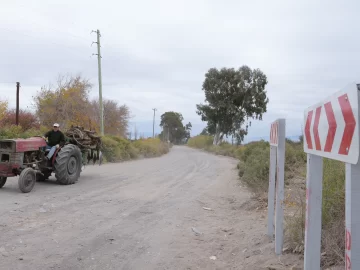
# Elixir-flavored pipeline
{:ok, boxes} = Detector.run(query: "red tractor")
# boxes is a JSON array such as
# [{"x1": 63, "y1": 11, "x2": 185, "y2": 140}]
[{"x1": 0, "y1": 127, "x2": 102, "y2": 193}]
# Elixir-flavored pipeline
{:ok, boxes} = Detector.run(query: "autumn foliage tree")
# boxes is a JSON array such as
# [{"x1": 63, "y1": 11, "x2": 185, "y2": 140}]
[
  {"x1": 33, "y1": 74, "x2": 131, "y2": 137},
  {"x1": 33, "y1": 75, "x2": 91, "y2": 128},
  {"x1": 89, "y1": 99, "x2": 130, "y2": 137}
]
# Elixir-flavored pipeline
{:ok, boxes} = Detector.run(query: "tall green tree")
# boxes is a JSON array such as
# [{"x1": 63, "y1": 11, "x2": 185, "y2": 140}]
[
  {"x1": 196, "y1": 66, "x2": 269, "y2": 145},
  {"x1": 159, "y1": 111, "x2": 191, "y2": 144}
]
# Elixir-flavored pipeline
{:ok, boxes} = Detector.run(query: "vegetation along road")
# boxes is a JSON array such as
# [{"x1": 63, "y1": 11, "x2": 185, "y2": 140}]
[{"x1": 0, "y1": 146, "x2": 302, "y2": 270}]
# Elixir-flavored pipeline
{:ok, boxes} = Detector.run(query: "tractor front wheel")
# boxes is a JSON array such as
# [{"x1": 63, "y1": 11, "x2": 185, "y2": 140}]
[
  {"x1": 54, "y1": 144, "x2": 82, "y2": 185},
  {"x1": 18, "y1": 168, "x2": 36, "y2": 193},
  {"x1": 0, "y1": 176, "x2": 7, "y2": 188}
]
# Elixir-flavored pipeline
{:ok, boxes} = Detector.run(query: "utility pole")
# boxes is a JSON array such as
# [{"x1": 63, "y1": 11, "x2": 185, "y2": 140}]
[
  {"x1": 16, "y1": 82, "x2": 20, "y2": 126},
  {"x1": 91, "y1": 29, "x2": 104, "y2": 136},
  {"x1": 152, "y1": 108, "x2": 157, "y2": 138}
]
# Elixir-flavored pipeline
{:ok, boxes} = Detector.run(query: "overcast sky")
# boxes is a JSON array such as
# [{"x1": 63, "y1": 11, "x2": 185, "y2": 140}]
[{"x1": 0, "y1": 0, "x2": 359, "y2": 140}]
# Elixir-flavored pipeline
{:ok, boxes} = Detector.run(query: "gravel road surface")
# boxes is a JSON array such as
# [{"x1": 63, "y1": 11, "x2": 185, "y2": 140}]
[{"x1": 0, "y1": 146, "x2": 301, "y2": 270}]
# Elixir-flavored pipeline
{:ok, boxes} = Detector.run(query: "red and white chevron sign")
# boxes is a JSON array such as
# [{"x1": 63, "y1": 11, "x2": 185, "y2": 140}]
[
  {"x1": 303, "y1": 83, "x2": 360, "y2": 164},
  {"x1": 270, "y1": 121, "x2": 279, "y2": 146}
]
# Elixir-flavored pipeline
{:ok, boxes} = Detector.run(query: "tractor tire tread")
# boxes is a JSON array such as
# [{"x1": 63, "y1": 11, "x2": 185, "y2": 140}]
[{"x1": 54, "y1": 144, "x2": 82, "y2": 185}]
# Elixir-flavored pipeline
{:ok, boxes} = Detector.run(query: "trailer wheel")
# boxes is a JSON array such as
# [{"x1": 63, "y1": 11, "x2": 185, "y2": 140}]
[
  {"x1": 0, "y1": 176, "x2": 7, "y2": 188},
  {"x1": 54, "y1": 144, "x2": 82, "y2": 185},
  {"x1": 18, "y1": 168, "x2": 36, "y2": 193}
]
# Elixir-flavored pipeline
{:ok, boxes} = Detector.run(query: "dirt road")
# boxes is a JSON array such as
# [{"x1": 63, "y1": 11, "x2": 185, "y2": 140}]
[{"x1": 0, "y1": 146, "x2": 301, "y2": 270}]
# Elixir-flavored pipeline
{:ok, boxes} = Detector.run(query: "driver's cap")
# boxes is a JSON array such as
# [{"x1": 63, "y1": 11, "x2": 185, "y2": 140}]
[{"x1": 53, "y1": 123, "x2": 60, "y2": 127}]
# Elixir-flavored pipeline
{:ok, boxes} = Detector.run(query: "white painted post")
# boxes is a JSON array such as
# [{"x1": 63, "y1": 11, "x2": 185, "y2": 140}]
[
  {"x1": 345, "y1": 162, "x2": 360, "y2": 270},
  {"x1": 275, "y1": 118, "x2": 286, "y2": 255},
  {"x1": 267, "y1": 145, "x2": 277, "y2": 237},
  {"x1": 303, "y1": 154, "x2": 323, "y2": 269}
]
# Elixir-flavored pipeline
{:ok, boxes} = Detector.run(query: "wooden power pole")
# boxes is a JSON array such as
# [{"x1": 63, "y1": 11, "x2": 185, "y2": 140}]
[{"x1": 16, "y1": 82, "x2": 20, "y2": 125}]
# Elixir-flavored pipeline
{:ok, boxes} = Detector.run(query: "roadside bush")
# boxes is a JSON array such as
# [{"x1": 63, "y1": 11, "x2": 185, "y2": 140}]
[
  {"x1": 285, "y1": 158, "x2": 345, "y2": 267},
  {"x1": 98, "y1": 137, "x2": 169, "y2": 162},
  {"x1": 237, "y1": 140, "x2": 270, "y2": 193},
  {"x1": 132, "y1": 138, "x2": 169, "y2": 158},
  {"x1": 321, "y1": 159, "x2": 345, "y2": 266},
  {"x1": 101, "y1": 136, "x2": 134, "y2": 162},
  {"x1": 188, "y1": 136, "x2": 245, "y2": 159},
  {"x1": 0, "y1": 125, "x2": 48, "y2": 139},
  {"x1": 104, "y1": 136, "x2": 139, "y2": 161},
  {"x1": 187, "y1": 135, "x2": 213, "y2": 149}
]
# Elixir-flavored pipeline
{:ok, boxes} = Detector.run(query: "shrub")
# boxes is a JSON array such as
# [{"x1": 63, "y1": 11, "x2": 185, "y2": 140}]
[
  {"x1": 0, "y1": 109, "x2": 39, "y2": 131},
  {"x1": 285, "y1": 158, "x2": 345, "y2": 267},
  {"x1": 0, "y1": 125, "x2": 48, "y2": 139},
  {"x1": 132, "y1": 138, "x2": 169, "y2": 158},
  {"x1": 321, "y1": 159, "x2": 345, "y2": 265},
  {"x1": 101, "y1": 137, "x2": 168, "y2": 162},
  {"x1": 187, "y1": 135, "x2": 213, "y2": 149}
]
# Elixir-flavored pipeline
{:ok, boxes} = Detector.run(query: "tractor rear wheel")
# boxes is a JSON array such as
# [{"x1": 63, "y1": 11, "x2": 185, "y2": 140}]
[
  {"x1": 0, "y1": 176, "x2": 7, "y2": 188},
  {"x1": 18, "y1": 168, "x2": 36, "y2": 193},
  {"x1": 54, "y1": 144, "x2": 82, "y2": 185}
]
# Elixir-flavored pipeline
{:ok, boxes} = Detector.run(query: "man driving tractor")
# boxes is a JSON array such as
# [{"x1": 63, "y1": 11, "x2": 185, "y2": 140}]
[{"x1": 42, "y1": 123, "x2": 65, "y2": 160}]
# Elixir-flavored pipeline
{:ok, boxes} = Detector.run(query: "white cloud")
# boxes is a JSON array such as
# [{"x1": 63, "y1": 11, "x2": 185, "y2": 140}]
[{"x1": 1, "y1": 0, "x2": 360, "y2": 139}]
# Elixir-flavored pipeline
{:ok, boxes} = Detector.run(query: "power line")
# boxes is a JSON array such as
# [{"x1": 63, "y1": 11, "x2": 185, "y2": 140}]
[
  {"x1": 0, "y1": 82, "x2": 17, "y2": 85},
  {"x1": 0, "y1": 8, "x2": 91, "y2": 43},
  {"x1": 0, "y1": 27, "x2": 93, "y2": 58}
]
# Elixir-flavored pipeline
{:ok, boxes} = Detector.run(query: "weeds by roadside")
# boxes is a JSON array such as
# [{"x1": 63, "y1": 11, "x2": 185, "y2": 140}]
[{"x1": 187, "y1": 135, "x2": 345, "y2": 267}]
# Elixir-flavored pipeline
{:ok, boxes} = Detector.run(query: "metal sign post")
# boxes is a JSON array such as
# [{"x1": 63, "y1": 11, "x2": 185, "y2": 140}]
[
  {"x1": 303, "y1": 82, "x2": 360, "y2": 270},
  {"x1": 267, "y1": 118, "x2": 286, "y2": 255}
]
